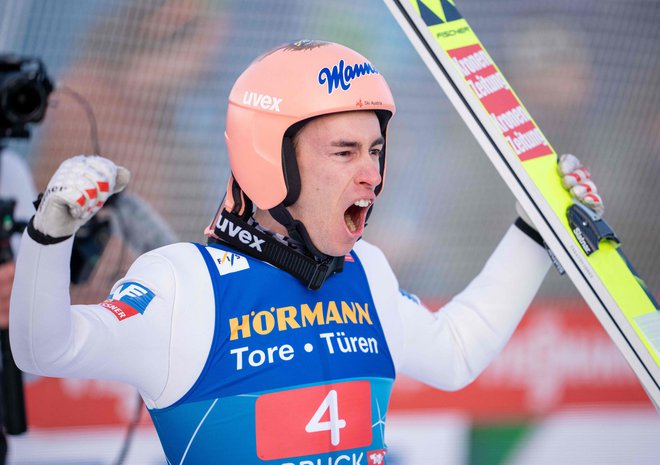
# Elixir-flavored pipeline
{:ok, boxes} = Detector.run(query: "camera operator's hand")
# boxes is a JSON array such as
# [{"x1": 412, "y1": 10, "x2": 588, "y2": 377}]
[
  {"x1": 0, "y1": 261, "x2": 15, "y2": 328},
  {"x1": 31, "y1": 155, "x2": 130, "y2": 240}
]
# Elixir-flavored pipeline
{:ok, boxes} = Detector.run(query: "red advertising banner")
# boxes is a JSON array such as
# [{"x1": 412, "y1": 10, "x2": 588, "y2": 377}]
[{"x1": 390, "y1": 299, "x2": 652, "y2": 420}]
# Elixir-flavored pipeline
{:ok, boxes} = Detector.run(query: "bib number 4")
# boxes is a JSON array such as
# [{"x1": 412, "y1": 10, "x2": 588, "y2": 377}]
[
  {"x1": 305, "y1": 390, "x2": 346, "y2": 446},
  {"x1": 255, "y1": 381, "x2": 373, "y2": 460}
]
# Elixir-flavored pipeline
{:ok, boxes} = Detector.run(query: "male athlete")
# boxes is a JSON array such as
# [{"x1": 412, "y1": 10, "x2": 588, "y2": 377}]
[{"x1": 9, "y1": 41, "x2": 602, "y2": 464}]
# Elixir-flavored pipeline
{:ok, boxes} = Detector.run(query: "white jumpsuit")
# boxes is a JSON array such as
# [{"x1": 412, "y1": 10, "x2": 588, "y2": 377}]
[{"x1": 10, "y1": 223, "x2": 549, "y2": 463}]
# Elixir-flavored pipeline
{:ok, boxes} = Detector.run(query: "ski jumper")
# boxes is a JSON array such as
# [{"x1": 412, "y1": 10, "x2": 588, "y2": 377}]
[{"x1": 10, "y1": 224, "x2": 550, "y2": 464}]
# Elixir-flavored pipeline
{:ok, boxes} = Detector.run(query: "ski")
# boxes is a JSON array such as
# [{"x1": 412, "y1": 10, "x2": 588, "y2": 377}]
[{"x1": 382, "y1": 0, "x2": 660, "y2": 409}]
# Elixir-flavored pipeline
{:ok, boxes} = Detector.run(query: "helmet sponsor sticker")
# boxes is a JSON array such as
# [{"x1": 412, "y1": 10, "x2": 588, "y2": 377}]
[
  {"x1": 355, "y1": 99, "x2": 384, "y2": 109},
  {"x1": 99, "y1": 281, "x2": 155, "y2": 321},
  {"x1": 285, "y1": 39, "x2": 327, "y2": 51},
  {"x1": 242, "y1": 91, "x2": 282, "y2": 112},
  {"x1": 318, "y1": 59, "x2": 379, "y2": 94},
  {"x1": 258, "y1": 39, "x2": 328, "y2": 60}
]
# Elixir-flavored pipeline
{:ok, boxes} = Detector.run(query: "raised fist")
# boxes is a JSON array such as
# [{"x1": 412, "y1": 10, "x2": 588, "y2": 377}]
[{"x1": 33, "y1": 155, "x2": 130, "y2": 239}]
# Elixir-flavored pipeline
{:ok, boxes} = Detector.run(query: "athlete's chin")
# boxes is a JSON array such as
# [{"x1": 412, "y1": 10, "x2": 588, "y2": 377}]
[
  {"x1": 316, "y1": 237, "x2": 357, "y2": 258},
  {"x1": 307, "y1": 224, "x2": 360, "y2": 257}
]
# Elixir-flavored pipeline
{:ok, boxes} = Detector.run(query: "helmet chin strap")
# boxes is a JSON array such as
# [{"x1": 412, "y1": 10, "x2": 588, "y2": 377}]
[
  {"x1": 208, "y1": 190, "x2": 344, "y2": 290},
  {"x1": 268, "y1": 204, "x2": 327, "y2": 259},
  {"x1": 269, "y1": 202, "x2": 346, "y2": 282}
]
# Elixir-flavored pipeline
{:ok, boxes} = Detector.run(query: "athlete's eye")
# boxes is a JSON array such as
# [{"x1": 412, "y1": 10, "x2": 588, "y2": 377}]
[{"x1": 334, "y1": 151, "x2": 352, "y2": 157}]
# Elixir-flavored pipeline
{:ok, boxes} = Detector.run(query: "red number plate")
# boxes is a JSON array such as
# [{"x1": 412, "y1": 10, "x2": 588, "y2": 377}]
[{"x1": 255, "y1": 381, "x2": 372, "y2": 460}]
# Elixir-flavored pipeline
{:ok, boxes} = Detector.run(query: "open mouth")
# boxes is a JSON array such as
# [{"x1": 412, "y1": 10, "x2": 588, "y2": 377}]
[{"x1": 344, "y1": 199, "x2": 372, "y2": 234}]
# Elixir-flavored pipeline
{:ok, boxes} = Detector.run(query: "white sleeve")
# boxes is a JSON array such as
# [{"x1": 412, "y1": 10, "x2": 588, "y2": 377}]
[
  {"x1": 9, "y1": 232, "x2": 184, "y2": 403},
  {"x1": 359, "y1": 224, "x2": 551, "y2": 390}
]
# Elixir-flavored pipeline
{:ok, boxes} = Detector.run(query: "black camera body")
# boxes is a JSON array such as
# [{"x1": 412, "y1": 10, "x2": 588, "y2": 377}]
[
  {"x1": 0, "y1": 198, "x2": 18, "y2": 265},
  {"x1": 0, "y1": 54, "x2": 54, "y2": 139}
]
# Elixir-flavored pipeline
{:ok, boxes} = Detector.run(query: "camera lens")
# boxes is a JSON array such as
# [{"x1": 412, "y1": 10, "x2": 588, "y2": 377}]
[
  {"x1": 0, "y1": 55, "x2": 54, "y2": 138},
  {"x1": 2, "y1": 78, "x2": 47, "y2": 124}
]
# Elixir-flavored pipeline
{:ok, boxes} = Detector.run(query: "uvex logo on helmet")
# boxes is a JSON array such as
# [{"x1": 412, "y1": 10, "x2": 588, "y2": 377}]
[
  {"x1": 318, "y1": 59, "x2": 379, "y2": 94},
  {"x1": 242, "y1": 91, "x2": 283, "y2": 112}
]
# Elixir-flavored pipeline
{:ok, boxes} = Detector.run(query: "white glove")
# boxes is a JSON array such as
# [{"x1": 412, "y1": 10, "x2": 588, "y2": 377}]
[
  {"x1": 517, "y1": 153, "x2": 604, "y2": 228},
  {"x1": 33, "y1": 155, "x2": 130, "y2": 238},
  {"x1": 557, "y1": 153, "x2": 604, "y2": 217}
]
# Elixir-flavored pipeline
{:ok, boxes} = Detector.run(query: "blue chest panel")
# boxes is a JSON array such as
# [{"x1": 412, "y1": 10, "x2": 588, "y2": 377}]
[{"x1": 149, "y1": 244, "x2": 395, "y2": 465}]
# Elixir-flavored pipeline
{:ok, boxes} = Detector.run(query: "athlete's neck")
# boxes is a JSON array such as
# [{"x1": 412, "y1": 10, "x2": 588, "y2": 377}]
[{"x1": 253, "y1": 208, "x2": 288, "y2": 236}]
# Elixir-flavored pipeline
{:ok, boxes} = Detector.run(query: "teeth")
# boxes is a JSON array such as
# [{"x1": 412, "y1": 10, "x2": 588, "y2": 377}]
[
  {"x1": 345, "y1": 199, "x2": 371, "y2": 233},
  {"x1": 345, "y1": 213, "x2": 357, "y2": 233}
]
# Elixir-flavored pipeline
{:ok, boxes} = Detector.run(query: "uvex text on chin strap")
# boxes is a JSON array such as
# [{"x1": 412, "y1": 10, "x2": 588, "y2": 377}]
[{"x1": 210, "y1": 209, "x2": 344, "y2": 290}]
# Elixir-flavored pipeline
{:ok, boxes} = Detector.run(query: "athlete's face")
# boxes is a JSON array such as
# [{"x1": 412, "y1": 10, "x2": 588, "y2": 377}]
[{"x1": 287, "y1": 111, "x2": 384, "y2": 257}]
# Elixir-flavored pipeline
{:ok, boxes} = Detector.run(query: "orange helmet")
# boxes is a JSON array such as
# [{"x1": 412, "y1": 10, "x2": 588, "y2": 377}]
[
  {"x1": 223, "y1": 39, "x2": 396, "y2": 213},
  {"x1": 205, "y1": 41, "x2": 395, "y2": 286}
]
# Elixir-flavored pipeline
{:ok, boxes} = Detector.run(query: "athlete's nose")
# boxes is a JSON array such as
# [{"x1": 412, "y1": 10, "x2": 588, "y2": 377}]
[{"x1": 356, "y1": 152, "x2": 382, "y2": 190}]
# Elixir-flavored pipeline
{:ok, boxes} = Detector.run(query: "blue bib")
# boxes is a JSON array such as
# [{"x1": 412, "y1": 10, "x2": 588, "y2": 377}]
[{"x1": 149, "y1": 243, "x2": 395, "y2": 465}]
